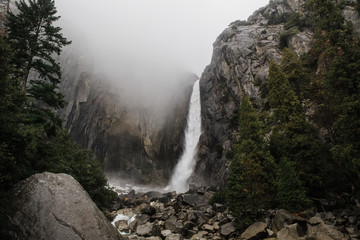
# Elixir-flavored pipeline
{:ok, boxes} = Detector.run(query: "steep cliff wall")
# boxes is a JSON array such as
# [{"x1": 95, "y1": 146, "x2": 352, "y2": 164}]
[
  {"x1": 193, "y1": 0, "x2": 360, "y2": 187},
  {"x1": 58, "y1": 48, "x2": 196, "y2": 185}
]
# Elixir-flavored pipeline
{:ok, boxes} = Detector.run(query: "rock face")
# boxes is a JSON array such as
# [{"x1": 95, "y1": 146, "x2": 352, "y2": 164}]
[
  {"x1": 9, "y1": 172, "x2": 123, "y2": 240},
  {"x1": 57, "y1": 48, "x2": 197, "y2": 184},
  {"x1": 192, "y1": 0, "x2": 360, "y2": 186}
]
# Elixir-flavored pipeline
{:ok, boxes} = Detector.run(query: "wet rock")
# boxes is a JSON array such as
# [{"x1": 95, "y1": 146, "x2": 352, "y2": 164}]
[{"x1": 240, "y1": 221, "x2": 268, "y2": 240}]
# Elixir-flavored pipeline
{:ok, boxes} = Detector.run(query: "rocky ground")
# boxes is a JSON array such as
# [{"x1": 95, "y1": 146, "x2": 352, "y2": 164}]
[{"x1": 110, "y1": 187, "x2": 360, "y2": 240}]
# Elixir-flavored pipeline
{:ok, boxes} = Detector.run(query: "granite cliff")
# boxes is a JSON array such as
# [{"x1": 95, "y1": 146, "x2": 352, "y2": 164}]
[
  {"x1": 192, "y1": 0, "x2": 360, "y2": 186},
  {"x1": 58, "y1": 47, "x2": 197, "y2": 185}
]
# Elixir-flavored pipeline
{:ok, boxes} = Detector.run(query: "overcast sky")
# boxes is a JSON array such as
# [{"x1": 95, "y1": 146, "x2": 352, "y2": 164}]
[{"x1": 56, "y1": 0, "x2": 269, "y2": 78}]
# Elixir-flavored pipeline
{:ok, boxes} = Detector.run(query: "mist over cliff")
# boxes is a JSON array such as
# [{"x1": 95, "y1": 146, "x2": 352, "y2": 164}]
[{"x1": 54, "y1": 0, "x2": 269, "y2": 184}]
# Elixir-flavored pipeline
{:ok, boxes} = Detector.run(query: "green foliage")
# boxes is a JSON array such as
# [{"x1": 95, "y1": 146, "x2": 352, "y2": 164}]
[
  {"x1": 226, "y1": 96, "x2": 276, "y2": 230},
  {"x1": 279, "y1": 27, "x2": 299, "y2": 49},
  {"x1": 284, "y1": 13, "x2": 309, "y2": 31},
  {"x1": 221, "y1": 0, "x2": 360, "y2": 226},
  {"x1": 209, "y1": 188, "x2": 226, "y2": 205},
  {"x1": 268, "y1": 13, "x2": 290, "y2": 25},
  {"x1": 0, "y1": 1, "x2": 116, "y2": 230},
  {"x1": 6, "y1": 0, "x2": 70, "y2": 137},
  {"x1": 44, "y1": 130, "x2": 117, "y2": 210},
  {"x1": 229, "y1": 20, "x2": 249, "y2": 30},
  {"x1": 277, "y1": 159, "x2": 312, "y2": 211}
]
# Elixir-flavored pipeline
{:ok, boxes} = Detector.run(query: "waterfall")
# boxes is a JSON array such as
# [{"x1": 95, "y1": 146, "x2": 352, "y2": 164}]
[{"x1": 167, "y1": 79, "x2": 202, "y2": 193}]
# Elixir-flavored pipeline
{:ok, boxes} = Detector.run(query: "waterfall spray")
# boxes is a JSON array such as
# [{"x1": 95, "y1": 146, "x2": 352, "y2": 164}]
[{"x1": 167, "y1": 80, "x2": 202, "y2": 193}]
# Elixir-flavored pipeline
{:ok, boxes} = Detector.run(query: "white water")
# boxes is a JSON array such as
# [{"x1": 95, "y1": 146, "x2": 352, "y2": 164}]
[{"x1": 167, "y1": 80, "x2": 202, "y2": 193}]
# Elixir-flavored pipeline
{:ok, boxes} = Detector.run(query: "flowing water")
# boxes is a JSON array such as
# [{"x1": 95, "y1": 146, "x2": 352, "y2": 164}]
[{"x1": 167, "y1": 79, "x2": 202, "y2": 193}]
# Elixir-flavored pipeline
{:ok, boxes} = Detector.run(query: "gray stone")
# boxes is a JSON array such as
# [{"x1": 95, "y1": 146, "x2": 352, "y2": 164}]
[
  {"x1": 115, "y1": 220, "x2": 130, "y2": 232},
  {"x1": 307, "y1": 217, "x2": 346, "y2": 240},
  {"x1": 165, "y1": 233, "x2": 184, "y2": 240},
  {"x1": 348, "y1": 215, "x2": 357, "y2": 224},
  {"x1": 220, "y1": 222, "x2": 236, "y2": 237},
  {"x1": 191, "y1": 0, "x2": 310, "y2": 187},
  {"x1": 183, "y1": 194, "x2": 207, "y2": 207},
  {"x1": 274, "y1": 209, "x2": 307, "y2": 231},
  {"x1": 161, "y1": 229, "x2": 172, "y2": 237},
  {"x1": 136, "y1": 223, "x2": 153, "y2": 237},
  {"x1": 276, "y1": 223, "x2": 300, "y2": 240},
  {"x1": 240, "y1": 221, "x2": 268, "y2": 240},
  {"x1": 190, "y1": 231, "x2": 209, "y2": 240},
  {"x1": 165, "y1": 216, "x2": 178, "y2": 231},
  {"x1": 57, "y1": 53, "x2": 197, "y2": 185},
  {"x1": 213, "y1": 203, "x2": 226, "y2": 212},
  {"x1": 8, "y1": 172, "x2": 123, "y2": 240}
]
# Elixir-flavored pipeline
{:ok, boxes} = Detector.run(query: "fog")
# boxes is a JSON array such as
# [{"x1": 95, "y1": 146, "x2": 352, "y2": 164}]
[{"x1": 55, "y1": 0, "x2": 269, "y2": 105}]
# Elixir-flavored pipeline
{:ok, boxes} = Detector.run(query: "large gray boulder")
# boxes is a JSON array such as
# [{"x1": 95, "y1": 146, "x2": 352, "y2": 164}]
[{"x1": 9, "y1": 172, "x2": 123, "y2": 240}]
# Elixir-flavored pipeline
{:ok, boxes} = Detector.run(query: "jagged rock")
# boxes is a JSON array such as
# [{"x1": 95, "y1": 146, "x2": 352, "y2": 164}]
[
  {"x1": 183, "y1": 194, "x2": 207, "y2": 207},
  {"x1": 190, "y1": 231, "x2": 209, "y2": 240},
  {"x1": 202, "y1": 224, "x2": 216, "y2": 233},
  {"x1": 276, "y1": 223, "x2": 303, "y2": 240},
  {"x1": 135, "y1": 214, "x2": 150, "y2": 225},
  {"x1": 136, "y1": 222, "x2": 153, "y2": 237},
  {"x1": 220, "y1": 222, "x2": 236, "y2": 237},
  {"x1": 161, "y1": 229, "x2": 172, "y2": 238},
  {"x1": 165, "y1": 216, "x2": 178, "y2": 231},
  {"x1": 134, "y1": 203, "x2": 156, "y2": 215},
  {"x1": 147, "y1": 237, "x2": 162, "y2": 240},
  {"x1": 129, "y1": 219, "x2": 138, "y2": 232},
  {"x1": 165, "y1": 233, "x2": 184, "y2": 240},
  {"x1": 184, "y1": 221, "x2": 196, "y2": 230},
  {"x1": 8, "y1": 172, "x2": 123, "y2": 240},
  {"x1": 348, "y1": 215, "x2": 357, "y2": 224},
  {"x1": 274, "y1": 209, "x2": 307, "y2": 231},
  {"x1": 115, "y1": 220, "x2": 130, "y2": 232},
  {"x1": 307, "y1": 217, "x2": 347, "y2": 240},
  {"x1": 213, "y1": 203, "x2": 226, "y2": 213},
  {"x1": 240, "y1": 221, "x2": 268, "y2": 240},
  {"x1": 193, "y1": 0, "x2": 299, "y2": 187},
  {"x1": 58, "y1": 55, "x2": 197, "y2": 184},
  {"x1": 143, "y1": 191, "x2": 163, "y2": 200}
]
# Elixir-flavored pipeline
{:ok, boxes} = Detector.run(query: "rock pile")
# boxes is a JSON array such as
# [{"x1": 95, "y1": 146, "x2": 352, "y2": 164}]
[{"x1": 111, "y1": 188, "x2": 360, "y2": 240}]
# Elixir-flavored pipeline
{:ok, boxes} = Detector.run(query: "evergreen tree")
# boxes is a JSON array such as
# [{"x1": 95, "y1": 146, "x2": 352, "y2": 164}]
[
  {"x1": 226, "y1": 96, "x2": 276, "y2": 229},
  {"x1": 6, "y1": 0, "x2": 71, "y2": 136},
  {"x1": 1, "y1": 0, "x2": 117, "y2": 214},
  {"x1": 268, "y1": 62, "x2": 323, "y2": 203},
  {"x1": 306, "y1": 0, "x2": 360, "y2": 191},
  {"x1": 277, "y1": 159, "x2": 311, "y2": 211}
]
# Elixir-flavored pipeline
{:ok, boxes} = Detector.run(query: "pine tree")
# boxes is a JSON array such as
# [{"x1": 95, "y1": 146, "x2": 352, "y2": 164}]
[
  {"x1": 268, "y1": 62, "x2": 323, "y2": 204},
  {"x1": 6, "y1": 0, "x2": 71, "y2": 136},
  {"x1": 226, "y1": 96, "x2": 276, "y2": 229},
  {"x1": 306, "y1": 0, "x2": 360, "y2": 191}
]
